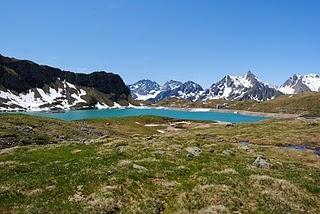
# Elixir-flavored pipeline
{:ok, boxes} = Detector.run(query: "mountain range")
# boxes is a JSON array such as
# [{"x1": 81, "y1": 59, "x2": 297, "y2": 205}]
[
  {"x1": 1, "y1": 54, "x2": 320, "y2": 111},
  {"x1": 0, "y1": 55, "x2": 132, "y2": 111},
  {"x1": 129, "y1": 71, "x2": 320, "y2": 102}
]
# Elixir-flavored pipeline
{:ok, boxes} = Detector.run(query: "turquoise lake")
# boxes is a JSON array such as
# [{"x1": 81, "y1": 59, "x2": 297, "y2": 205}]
[{"x1": 27, "y1": 108, "x2": 267, "y2": 123}]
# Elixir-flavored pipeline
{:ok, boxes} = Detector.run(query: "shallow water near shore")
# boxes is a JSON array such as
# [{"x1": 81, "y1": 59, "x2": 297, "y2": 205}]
[{"x1": 27, "y1": 107, "x2": 267, "y2": 123}]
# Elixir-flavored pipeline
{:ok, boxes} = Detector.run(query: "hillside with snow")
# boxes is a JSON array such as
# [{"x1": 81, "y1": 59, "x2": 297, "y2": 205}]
[
  {"x1": 0, "y1": 55, "x2": 131, "y2": 111},
  {"x1": 2, "y1": 54, "x2": 320, "y2": 110}
]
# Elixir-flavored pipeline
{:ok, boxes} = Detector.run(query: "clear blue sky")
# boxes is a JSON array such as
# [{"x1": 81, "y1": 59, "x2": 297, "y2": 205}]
[{"x1": 1, "y1": 0, "x2": 319, "y2": 87}]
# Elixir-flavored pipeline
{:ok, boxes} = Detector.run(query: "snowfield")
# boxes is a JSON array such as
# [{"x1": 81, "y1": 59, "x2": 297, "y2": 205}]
[{"x1": 1, "y1": 81, "x2": 87, "y2": 111}]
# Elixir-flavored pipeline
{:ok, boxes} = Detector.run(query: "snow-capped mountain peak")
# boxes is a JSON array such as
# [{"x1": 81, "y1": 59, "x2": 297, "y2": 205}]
[
  {"x1": 129, "y1": 79, "x2": 204, "y2": 102},
  {"x1": 278, "y1": 74, "x2": 320, "y2": 94},
  {"x1": 128, "y1": 79, "x2": 162, "y2": 100},
  {"x1": 129, "y1": 79, "x2": 161, "y2": 91},
  {"x1": 149, "y1": 81, "x2": 204, "y2": 102},
  {"x1": 204, "y1": 71, "x2": 279, "y2": 101},
  {"x1": 129, "y1": 72, "x2": 320, "y2": 103},
  {"x1": 175, "y1": 81, "x2": 205, "y2": 101},
  {"x1": 162, "y1": 80, "x2": 183, "y2": 91}
]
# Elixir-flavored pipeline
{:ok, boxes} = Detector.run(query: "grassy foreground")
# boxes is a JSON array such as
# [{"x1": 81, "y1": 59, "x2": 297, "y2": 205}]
[{"x1": 0, "y1": 114, "x2": 320, "y2": 213}]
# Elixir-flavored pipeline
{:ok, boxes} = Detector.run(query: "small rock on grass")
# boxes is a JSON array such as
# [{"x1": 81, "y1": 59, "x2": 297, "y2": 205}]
[
  {"x1": 186, "y1": 147, "x2": 201, "y2": 158},
  {"x1": 239, "y1": 141, "x2": 251, "y2": 151},
  {"x1": 223, "y1": 149, "x2": 235, "y2": 156},
  {"x1": 253, "y1": 156, "x2": 271, "y2": 169},
  {"x1": 133, "y1": 164, "x2": 148, "y2": 171}
]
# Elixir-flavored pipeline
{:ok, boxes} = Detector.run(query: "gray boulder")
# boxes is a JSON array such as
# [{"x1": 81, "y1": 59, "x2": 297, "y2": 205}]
[
  {"x1": 253, "y1": 156, "x2": 270, "y2": 169},
  {"x1": 186, "y1": 147, "x2": 201, "y2": 158}
]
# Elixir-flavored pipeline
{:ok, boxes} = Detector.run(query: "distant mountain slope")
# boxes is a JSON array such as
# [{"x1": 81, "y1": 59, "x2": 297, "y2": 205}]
[
  {"x1": 128, "y1": 79, "x2": 162, "y2": 100},
  {"x1": 154, "y1": 93, "x2": 320, "y2": 117},
  {"x1": 162, "y1": 80, "x2": 183, "y2": 91},
  {"x1": 278, "y1": 74, "x2": 320, "y2": 94},
  {"x1": 131, "y1": 71, "x2": 287, "y2": 103},
  {"x1": 152, "y1": 81, "x2": 204, "y2": 102},
  {"x1": 204, "y1": 71, "x2": 282, "y2": 101},
  {"x1": 130, "y1": 71, "x2": 282, "y2": 102},
  {"x1": 228, "y1": 92, "x2": 320, "y2": 116},
  {"x1": 129, "y1": 80, "x2": 204, "y2": 102},
  {"x1": 0, "y1": 54, "x2": 131, "y2": 111}
]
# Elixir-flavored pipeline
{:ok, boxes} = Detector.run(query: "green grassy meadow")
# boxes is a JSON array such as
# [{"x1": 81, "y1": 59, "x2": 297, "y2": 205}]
[{"x1": 0, "y1": 114, "x2": 319, "y2": 213}]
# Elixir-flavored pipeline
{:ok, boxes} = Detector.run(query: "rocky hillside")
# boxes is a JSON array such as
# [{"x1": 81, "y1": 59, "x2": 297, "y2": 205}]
[{"x1": 0, "y1": 55, "x2": 131, "y2": 111}]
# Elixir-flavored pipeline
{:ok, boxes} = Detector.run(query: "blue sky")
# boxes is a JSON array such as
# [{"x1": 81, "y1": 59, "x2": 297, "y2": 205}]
[{"x1": 1, "y1": 0, "x2": 320, "y2": 87}]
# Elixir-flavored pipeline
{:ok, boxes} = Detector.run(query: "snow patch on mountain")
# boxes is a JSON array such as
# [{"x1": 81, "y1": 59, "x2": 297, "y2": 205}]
[
  {"x1": 303, "y1": 74, "x2": 320, "y2": 91},
  {"x1": 0, "y1": 81, "x2": 87, "y2": 111},
  {"x1": 95, "y1": 101, "x2": 122, "y2": 109},
  {"x1": 134, "y1": 90, "x2": 162, "y2": 101},
  {"x1": 230, "y1": 75, "x2": 253, "y2": 88},
  {"x1": 278, "y1": 85, "x2": 295, "y2": 95}
]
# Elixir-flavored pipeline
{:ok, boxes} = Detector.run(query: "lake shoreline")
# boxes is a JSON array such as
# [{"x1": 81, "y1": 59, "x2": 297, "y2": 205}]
[
  {"x1": 1, "y1": 105, "x2": 300, "y2": 120},
  {"x1": 23, "y1": 106, "x2": 267, "y2": 123},
  {"x1": 145, "y1": 106, "x2": 299, "y2": 120}
]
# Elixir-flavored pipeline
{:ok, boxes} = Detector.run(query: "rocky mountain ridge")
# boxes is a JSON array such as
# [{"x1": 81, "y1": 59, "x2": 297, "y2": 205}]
[
  {"x1": 2, "y1": 54, "x2": 319, "y2": 110},
  {"x1": 130, "y1": 72, "x2": 320, "y2": 102},
  {"x1": 129, "y1": 80, "x2": 205, "y2": 102},
  {"x1": 0, "y1": 55, "x2": 131, "y2": 111},
  {"x1": 278, "y1": 74, "x2": 320, "y2": 94},
  {"x1": 130, "y1": 71, "x2": 286, "y2": 102},
  {"x1": 203, "y1": 71, "x2": 281, "y2": 101}
]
